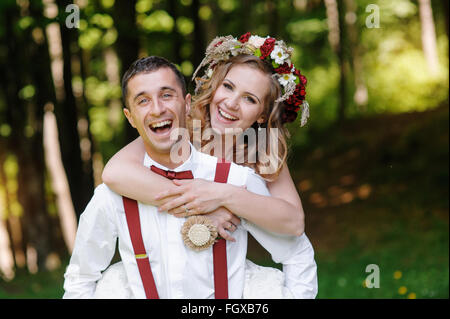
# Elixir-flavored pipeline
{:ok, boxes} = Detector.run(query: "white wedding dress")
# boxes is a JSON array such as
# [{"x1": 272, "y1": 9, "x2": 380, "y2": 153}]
[{"x1": 94, "y1": 260, "x2": 293, "y2": 299}]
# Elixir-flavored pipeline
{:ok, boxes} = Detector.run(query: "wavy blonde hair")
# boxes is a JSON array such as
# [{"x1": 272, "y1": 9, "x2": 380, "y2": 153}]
[{"x1": 187, "y1": 55, "x2": 289, "y2": 181}]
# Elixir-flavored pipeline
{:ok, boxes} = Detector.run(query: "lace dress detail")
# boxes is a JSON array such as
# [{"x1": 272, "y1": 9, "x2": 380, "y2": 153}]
[{"x1": 94, "y1": 260, "x2": 293, "y2": 299}]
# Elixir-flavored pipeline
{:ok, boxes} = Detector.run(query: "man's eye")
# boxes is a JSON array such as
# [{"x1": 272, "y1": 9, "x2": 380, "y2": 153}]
[
  {"x1": 138, "y1": 98, "x2": 148, "y2": 104},
  {"x1": 162, "y1": 93, "x2": 173, "y2": 99}
]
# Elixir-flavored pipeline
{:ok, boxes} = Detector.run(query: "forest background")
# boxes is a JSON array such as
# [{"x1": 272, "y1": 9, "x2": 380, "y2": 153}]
[{"x1": 0, "y1": 0, "x2": 448, "y2": 298}]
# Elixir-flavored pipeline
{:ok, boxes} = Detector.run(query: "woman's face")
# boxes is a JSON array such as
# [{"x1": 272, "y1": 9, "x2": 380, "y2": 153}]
[{"x1": 209, "y1": 64, "x2": 270, "y2": 134}]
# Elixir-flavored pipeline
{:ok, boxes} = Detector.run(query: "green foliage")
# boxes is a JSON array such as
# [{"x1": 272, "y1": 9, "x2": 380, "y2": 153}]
[
  {"x1": 138, "y1": 10, "x2": 174, "y2": 33},
  {"x1": 0, "y1": 0, "x2": 448, "y2": 298}
]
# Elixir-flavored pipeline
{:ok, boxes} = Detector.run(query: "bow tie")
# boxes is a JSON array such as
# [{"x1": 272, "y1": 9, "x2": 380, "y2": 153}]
[{"x1": 150, "y1": 165, "x2": 194, "y2": 180}]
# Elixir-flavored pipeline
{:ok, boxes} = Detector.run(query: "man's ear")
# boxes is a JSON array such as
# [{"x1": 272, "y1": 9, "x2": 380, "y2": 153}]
[
  {"x1": 123, "y1": 107, "x2": 136, "y2": 128},
  {"x1": 184, "y1": 93, "x2": 191, "y2": 114}
]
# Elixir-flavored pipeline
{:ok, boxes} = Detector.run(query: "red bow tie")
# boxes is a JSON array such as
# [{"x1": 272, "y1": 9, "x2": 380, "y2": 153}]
[{"x1": 150, "y1": 165, "x2": 194, "y2": 180}]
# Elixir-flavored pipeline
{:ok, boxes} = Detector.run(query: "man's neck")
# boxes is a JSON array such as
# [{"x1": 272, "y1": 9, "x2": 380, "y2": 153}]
[{"x1": 144, "y1": 142, "x2": 191, "y2": 170}]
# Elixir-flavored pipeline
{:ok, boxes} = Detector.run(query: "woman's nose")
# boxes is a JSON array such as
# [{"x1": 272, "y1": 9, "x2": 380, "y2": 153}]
[{"x1": 225, "y1": 93, "x2": 240, "y2": 111}]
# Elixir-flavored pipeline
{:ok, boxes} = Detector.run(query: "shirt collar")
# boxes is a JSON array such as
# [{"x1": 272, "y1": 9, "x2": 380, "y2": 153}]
[{"x1": 143, "y1": 142, "x2": 198, "y2": 173}]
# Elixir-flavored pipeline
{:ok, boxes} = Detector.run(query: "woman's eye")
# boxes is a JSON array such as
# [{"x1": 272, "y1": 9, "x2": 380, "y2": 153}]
[
  {"x1": 223, "y1": 83, "x2": 233, "y2": 90},
  {"x1": 245, "y1": 96, "x2": 256, "y2": 104}
]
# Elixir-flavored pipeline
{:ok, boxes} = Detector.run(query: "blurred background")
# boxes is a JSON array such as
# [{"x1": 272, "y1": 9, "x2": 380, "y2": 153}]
[{"x1": 0, "y1": 0, "x2": 448, "y2": 298}]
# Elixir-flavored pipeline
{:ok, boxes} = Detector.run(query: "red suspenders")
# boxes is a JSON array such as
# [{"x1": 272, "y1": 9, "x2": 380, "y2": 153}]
[
  {"x1": 123, "y1": 160, "x2": 231, "y2": 299},
  {"x1": 123, "y1": 197, "x2": 160, "y2": 299},
  {"x1": 212, "y1": 161, "x2": 231, "y2": 299}
]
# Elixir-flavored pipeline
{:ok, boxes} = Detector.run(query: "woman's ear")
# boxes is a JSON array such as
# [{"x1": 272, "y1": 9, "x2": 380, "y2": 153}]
[{"x1": 256, "y1": 115, "x2": 266, "y2": 124}]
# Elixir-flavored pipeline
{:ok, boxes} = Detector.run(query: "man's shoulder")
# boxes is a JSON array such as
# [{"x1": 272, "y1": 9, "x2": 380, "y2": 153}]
[
  {"x1": 92, "y1": 183, "x2": 124, "y2": 205},
  {"x1": 194, "y1": 150, "x2": 219, "y2": 167}
]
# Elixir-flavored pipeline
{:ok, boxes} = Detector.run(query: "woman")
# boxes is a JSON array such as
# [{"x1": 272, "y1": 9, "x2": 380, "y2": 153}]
[
  {"x1": 97, "y1": 33, "x2": 313, "y2": 298},
  {"x1": 102, "y1": 33, "x2": 310, "y2": 239}
]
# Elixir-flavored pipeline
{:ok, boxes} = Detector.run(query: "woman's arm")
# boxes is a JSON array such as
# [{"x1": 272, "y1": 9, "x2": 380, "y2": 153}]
[
  {"x1": 101, "y1": 137, "x2": 178, "y2": 206},
  {"x1": 157, "y1": 164, "x2": 305, "y2": 236}
]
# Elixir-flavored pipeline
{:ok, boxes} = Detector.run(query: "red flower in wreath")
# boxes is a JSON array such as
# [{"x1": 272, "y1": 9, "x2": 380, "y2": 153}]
[
  {"x1": 282, "y1": 110, "x2": 298, "y2": 123},
  {"x1": 300, "y1": 75, "x2": 307, "y2": 85},
  {"x1": 274, "y1": 63, "x2": 292, "y2": 74},
  {"x1": 239, "y1": 32, "x2": 251, "y2": 43},
  {"x1": 260, "y1": 37, "x2": 276, "y2": 59},
  {"x1": 285, "y1": 84, "x2": 306, "y2": 107}
]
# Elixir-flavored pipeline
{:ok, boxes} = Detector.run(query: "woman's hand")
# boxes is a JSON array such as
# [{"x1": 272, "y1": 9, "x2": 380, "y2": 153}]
[
  {"x1": 204, "y1": 208, "x2": 241, "y2": 242},
  {"x1": 156, "y1": 179, "x2": 233, "y2": 216}
]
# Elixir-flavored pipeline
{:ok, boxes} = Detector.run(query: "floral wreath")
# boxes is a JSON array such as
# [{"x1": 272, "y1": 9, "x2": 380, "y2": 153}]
[{"x1": 192, "y1": 32, "x2": 309, "y2": 126}]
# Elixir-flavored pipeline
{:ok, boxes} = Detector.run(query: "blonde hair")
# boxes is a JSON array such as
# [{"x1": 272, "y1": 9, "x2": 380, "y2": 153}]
[{"x1": 187, "y1": 55, "x2": 289, "y2": 181}]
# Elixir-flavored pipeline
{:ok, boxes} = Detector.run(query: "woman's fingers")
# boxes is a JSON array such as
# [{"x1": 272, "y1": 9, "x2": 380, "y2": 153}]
[
  {"x1": 168, "y1": 204, "x2": 199, "y2": 217},
  {"x1": 230, "y1": 215, "x2": 241, "y2": 227},
  {"x1": 154, "y1": 185, "x2": 186, "y2": 200},
  {"x1": 158, "y1": 197, "x2": 185, "y2": 212},
  {"x1": 217, "y1": 227, "x2": 236, "y2": 242}
]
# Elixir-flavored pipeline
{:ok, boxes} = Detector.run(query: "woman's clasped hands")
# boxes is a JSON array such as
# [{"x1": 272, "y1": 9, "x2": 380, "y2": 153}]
[{"x1": 155, "y1": 179, "x2": 244, "y2": 242}]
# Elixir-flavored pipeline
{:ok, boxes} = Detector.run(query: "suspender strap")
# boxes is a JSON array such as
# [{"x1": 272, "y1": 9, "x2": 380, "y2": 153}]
[
  {"x1": 123, "y1": 161, "x2": 230, "y2": 299},
  {"x1": 123, "y1": 196, "x2": 159, "y2": 299},
  {"x1": 212, "y1": 160, "x2": 231, "y2": 299}
]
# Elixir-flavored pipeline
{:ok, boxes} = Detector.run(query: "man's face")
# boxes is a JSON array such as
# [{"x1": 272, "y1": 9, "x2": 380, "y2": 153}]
[{"x1": 123, "y1": 67, "x2": 190, "y2": 158}]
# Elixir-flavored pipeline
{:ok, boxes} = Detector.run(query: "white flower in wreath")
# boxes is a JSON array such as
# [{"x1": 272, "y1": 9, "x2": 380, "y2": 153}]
[
  {"x1": 231, "y1": 46, "x2": 240, "y2": 56},
  {"x1": 278, "y1": 73, "x2": 296, "y2": 86},
  {"x1": 206, "y1": 68, "x2": 214, "y2": 78},
  {"x1": 270, "y1": 45, "x2": 289, "y2": 65},
  {"x1": 248, "y1": 35, "x2": 266, "y2": 48}
]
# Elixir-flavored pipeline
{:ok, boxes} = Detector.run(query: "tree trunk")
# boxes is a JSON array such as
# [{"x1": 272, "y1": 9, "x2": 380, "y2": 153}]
[
  {"x1": 54, "y1": 0, "x2": 93, "y2": 219},
  {"x1": 324, "y1": 0, "x2": 348, "y2": 123},
  {"x1": 266, "y1": 0, "x2": 279, "y2": 37},
  {"x1": 344, "y1": 0, "x2": 368, "y2": 109},
  {"x1": 168, "y1": 0, "x2": 182, "y2": 65},
  {"x1": 112, "y1": 0, "x2": 140, "y2": 144},
  {"x1": 191, "y1": 0, "x2": 206, "y2": 69},
  {"x1": 418, "y1": 0, "x2": 439, "y2": 75},
  {"x1": 2, "y1": 2, "x2": 51, "y2": 272}
]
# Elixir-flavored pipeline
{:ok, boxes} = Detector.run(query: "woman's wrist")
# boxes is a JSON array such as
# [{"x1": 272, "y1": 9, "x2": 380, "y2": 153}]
[{"x1": 220, "y1": 183, "x2": 247, "y2": 217}]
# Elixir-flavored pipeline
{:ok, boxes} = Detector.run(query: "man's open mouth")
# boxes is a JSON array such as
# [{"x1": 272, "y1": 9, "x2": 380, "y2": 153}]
[{"x1": 149, "y1": 120, "x2": 173, "y2": 134}]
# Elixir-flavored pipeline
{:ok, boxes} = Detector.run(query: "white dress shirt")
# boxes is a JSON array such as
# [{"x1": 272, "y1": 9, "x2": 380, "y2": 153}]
[{"x1": 63, "y1": 145, "x2": 317, "y2": 299}]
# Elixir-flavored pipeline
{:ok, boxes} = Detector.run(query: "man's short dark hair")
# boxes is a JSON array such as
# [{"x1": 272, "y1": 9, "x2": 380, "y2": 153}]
[{"x1": 121, "y1": 56, "x2": 187, "y2": 108}]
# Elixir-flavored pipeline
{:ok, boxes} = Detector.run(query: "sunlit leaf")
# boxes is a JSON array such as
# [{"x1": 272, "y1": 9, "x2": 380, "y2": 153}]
[
  {"x1": 218, "y1": 0, "x2": 236, "y2": 12},
  {"x1": 198, "y1": 5, "x2": 212, "y2": 21},
  {"x1": 139, "y1": 10, "x2": 174, "y2": 33},
  {"x1": 100, "y1": 0, "x2": 115, "y2": 9},
  {"x1": 79, "y1": 27, "x2": 103, "y2": 49},
  {"x1": 136, "y1": 0, "x2": 153, "y2": 13},
  {"x1": 18, "y1": 85, "x2": 35, "y2": 100},
  {"x1": 90, "y1": 13, "x2": 114, "y2": 29},
  {"x1": 180, "y1": 60, "x2": 193, "y2": 76},
  {"x1": 176, "y1": 17, "x2": 194, "y2": 35}
]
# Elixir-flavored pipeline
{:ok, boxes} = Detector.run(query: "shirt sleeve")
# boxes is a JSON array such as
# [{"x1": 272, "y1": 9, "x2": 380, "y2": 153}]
[
  {"x1": 241, "y1": 168, "x2": 318, "y2": 299},
  {"x1": 63, "y1": 184, "x2": 118, "y2": 299}
]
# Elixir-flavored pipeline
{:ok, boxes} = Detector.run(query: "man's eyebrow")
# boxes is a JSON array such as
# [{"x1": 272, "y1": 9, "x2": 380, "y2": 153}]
[
  {"x1": 133, "y1": 91, "x2": 147, "y2": 102},
  {"x1": 132, "y1": 86, "x2": 178, "y2": 102},
  {"x1": 160, "y1": 86, "x2": 178, "y2": 94},
  {"x1": 224, "y1": 79, "x2": 261, "y2": 104}
]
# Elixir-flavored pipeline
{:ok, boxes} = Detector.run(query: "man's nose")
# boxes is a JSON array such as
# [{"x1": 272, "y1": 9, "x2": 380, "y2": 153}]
[{"x1": 149, "y1": 99, "x2": 165, "y2": 116}]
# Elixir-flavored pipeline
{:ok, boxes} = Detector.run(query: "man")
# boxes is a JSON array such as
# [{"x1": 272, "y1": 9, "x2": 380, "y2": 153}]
[{"x1": 63, "y1": 56, "x2": 317, "y2": 299}]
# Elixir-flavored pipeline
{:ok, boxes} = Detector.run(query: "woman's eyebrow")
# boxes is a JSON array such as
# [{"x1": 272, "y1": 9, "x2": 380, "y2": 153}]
[{"x1": 224, "y1": 79, "x2": 261, "y2": 104}]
